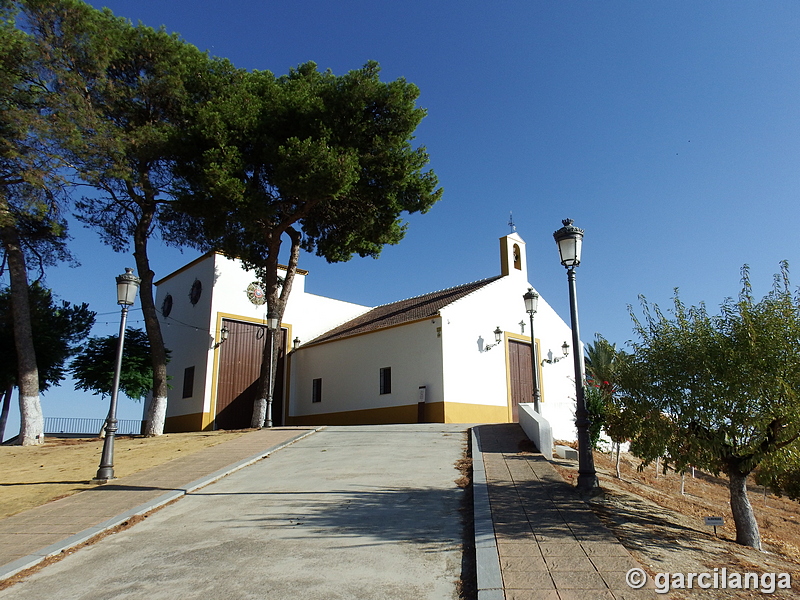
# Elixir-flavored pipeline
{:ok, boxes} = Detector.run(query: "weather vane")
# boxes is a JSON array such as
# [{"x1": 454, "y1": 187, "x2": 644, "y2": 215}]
[{"x1": 508, "y1": 212, "x2": 516, "y2": 233}]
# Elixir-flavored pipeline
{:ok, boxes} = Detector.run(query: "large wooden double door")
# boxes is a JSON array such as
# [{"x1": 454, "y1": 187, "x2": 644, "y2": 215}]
[{"x1": 215, "y1": 319, "x2": 286, "y2": 429}]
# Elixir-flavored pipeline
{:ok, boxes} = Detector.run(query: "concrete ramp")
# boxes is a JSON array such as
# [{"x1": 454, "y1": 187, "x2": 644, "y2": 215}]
[{"x1": 0, "y1": 424, "x2": 469, "y2": 600}]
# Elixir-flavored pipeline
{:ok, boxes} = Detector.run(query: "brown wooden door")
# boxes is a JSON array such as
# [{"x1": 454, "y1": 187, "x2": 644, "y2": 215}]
[
  {"x1": 216, "y1": 320, "x2": 286, "y2": 429},
  {"x1": 508, "y1": 340, "x2": 534, "y2": 423}
]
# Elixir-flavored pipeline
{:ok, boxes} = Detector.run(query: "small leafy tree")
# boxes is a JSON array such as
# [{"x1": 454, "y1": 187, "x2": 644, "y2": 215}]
[
  {"x1": 618, "y1": 263, "x2": 800, "y2": 550},
  {"x1": 584, "y1": 335, "x2": 633, "y2": 474},
  {"x1": 0, "y1": 282, "x2": 94, "y2": 440},
  {"x1": 583, "y1": 384, "x2": 605, "y2": 450},
  {"x1": 71, "y1": 328, "x2": 165, "y2": 401}
]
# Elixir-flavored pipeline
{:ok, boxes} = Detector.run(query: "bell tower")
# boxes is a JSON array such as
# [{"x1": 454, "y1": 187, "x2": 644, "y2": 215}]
[{"x1": 500, "y1": 231, "x2": 528, "y2": 278}]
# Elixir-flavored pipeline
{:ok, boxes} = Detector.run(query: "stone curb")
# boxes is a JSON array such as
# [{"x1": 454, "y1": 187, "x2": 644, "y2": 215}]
[
  {"x1": 0, "y1": 427, "x2": 322, "y2": 582},
  {"x1": 472, "y1": 427, "x2": 505, "y2": 600}
]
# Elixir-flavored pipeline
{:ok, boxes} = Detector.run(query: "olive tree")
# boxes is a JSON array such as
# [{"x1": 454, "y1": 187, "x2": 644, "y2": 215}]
[{"x1": 618, "y1": 263, "x2": 800, "y2": 550}]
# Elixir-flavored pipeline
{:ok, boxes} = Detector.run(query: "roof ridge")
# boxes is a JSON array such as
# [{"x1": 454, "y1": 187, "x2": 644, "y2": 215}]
[
  {"x1": 304, "y1": 274, "x2": 503, "y2": 346},
  {"x1": 369, "y1": 275, "x2": 503, "y2": 309}
]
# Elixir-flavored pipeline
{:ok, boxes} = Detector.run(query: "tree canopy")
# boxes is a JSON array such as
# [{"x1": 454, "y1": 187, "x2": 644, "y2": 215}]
[
  {"x1": 170, "y1": 61, "x2": 440, "y2": 269},
  {"x1": 21, "y1": 0, "x2": 230, "y2": 435},
  {"x1": 71, "y1": 328, "x2": 165, "y2": 401},
  {"x1": 617, "y1": 263, "x2": 800, "y2": 550}
]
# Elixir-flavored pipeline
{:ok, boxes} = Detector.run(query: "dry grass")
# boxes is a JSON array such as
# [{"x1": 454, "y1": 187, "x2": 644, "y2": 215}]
[
  {"x1": 552, "y1": 445, "x2": 800, "y2": 599},
  {"x1": 0, "y1": 430, "x2": 247, "y2": 519}
]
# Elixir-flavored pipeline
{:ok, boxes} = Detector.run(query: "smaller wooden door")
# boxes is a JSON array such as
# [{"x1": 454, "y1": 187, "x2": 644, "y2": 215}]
[{"x1": 508, "y1": 340, "x2": 534, "y2": 422}]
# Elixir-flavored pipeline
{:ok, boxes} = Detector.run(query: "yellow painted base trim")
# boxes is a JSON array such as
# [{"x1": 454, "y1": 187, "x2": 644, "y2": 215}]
[
  {"x1": 166, "y1": 401, "x2": 510, "y2": 431},
  {"x1": 286, "y1": 401, "x2": 509, "y2": 426},
  {"x1": 165, "y1": 412, "x2": 212, "y2": 433},
  {"x1": 442, "y1": 402, "x2": 509, "y2": 424}
]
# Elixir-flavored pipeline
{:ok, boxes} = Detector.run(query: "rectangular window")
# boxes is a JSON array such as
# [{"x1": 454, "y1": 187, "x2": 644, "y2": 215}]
[
  {"x1": 379, "y1": 367, "x2": 392, "y2": 395},
  {"x1": 312, "y1": 378, "x2": 322, "y2": 403},
  {"x1": 182, "y1": 366, "x2": 195, "y2": 399}
]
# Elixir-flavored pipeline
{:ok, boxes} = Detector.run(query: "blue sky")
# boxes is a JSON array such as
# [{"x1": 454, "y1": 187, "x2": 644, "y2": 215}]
[{"x1": 5, "y1": 1, "x2": 800, "y2": 438}]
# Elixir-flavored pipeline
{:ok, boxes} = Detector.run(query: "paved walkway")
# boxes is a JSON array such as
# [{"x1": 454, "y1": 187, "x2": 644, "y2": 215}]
[
  {"x1": 0, "y1": 423, "x2": 657, "y2": 599},
  {"x1": 474, "y1": 424, "x2": 656, "y2": 600}
]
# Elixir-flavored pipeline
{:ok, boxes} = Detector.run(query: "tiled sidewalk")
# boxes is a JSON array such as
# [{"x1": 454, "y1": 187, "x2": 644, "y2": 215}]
[
  {"x1": 0, "y1": 427, "x2": 318, "y2": 579},
  {"x1": 475, "y1": 423, "x2": 657, "y2": 600}
]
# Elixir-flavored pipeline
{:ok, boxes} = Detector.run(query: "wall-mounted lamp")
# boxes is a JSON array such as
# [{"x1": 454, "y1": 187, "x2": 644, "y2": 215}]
[
  {"x1": 541, "y1": 341, "x2": 570, "y2": 365},
  {"x1": 213, "y1": 325, "x2": 230, "y2": 349},
  {"x1": 484, "y1": 326, "x2": 503, "y2": 351},
  {"x1": 293, "y1": 337, "x2": 301, "y2": 350}
]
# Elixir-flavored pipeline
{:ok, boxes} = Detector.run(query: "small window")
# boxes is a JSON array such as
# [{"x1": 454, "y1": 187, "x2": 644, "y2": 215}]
[
  {"x1": 379, "y1": 367, "x2": 392, "y2": 395},
  {"x1": 312, "y1": 378, "x2": 322, "y2": 403},
  {"x1": 182, "y1": 366, "x2": 195, "y2": 399}
]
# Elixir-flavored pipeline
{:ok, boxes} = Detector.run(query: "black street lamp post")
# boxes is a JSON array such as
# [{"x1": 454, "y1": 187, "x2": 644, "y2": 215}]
[
  {"x1": 522, "y1": 288, "x2": 542, "y2": 413},
  {"x1": 94, "y1": 268, "x2": 140, "y2": 483},
  {"x1": 553, "y1": 219, "x2": 598, "y2": 492}
]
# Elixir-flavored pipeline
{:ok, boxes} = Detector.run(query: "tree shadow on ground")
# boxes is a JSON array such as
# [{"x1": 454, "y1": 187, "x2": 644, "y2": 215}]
[
  {"x1": 474, "y1": 423, "x2": 715, "y2": 556},
  {"x1": 196, "y1": 485, "x2": 465, "y2": 549}
]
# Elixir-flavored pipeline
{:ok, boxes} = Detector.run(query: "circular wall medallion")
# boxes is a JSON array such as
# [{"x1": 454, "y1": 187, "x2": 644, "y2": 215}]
[
  {"x1": 247, "y1": 282, "x2": 266, "y2": 305},
  {"x1": 189, "y1": 279, "x2": 202, "y2": 305},
  {"x1": 161, "y1": 294, "x2": 173, "y2": 317}
]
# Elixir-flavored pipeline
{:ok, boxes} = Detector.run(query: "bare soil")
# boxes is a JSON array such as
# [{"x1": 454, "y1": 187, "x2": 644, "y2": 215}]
[
  {"x1": 552, "y1": 444, "x2": 800, "y2": 599},
  {"x1": 0, "y1": 430, "x2": 247, "y2": 519}
]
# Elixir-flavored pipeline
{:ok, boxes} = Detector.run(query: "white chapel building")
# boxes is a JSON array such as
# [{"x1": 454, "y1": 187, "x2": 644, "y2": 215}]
[{"x1": 149, "y1": 232, "x2": 580, "y2": 440}]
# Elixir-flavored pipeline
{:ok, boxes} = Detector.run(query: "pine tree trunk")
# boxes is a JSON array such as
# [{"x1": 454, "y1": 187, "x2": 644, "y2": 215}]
[
  {"x1": 728, "y1": 470, "x2": 761, "y2": 550},
  {"x1": 0, "y1": 213, "x2": 43, "y2": 445},
  {"x1": 251, "y1": 227, "x2": 301, "y2": 429},
  {"x1": 251, "y1": 319, "x2": 281, "y2": 428},
  {"x1": 133, "y1": 206, "x2": 170, "y2": 437},
  {"x1": 251, "y1": 350, "x2": 269, "y2": 430},
  {"x1": 144, "y1": 396, "x2": 167, "y2": 436}
]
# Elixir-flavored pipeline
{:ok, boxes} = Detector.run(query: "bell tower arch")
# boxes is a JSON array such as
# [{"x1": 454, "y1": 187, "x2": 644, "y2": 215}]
[{"x1": 500, "y1": 232, "x2": 528, "y2": 278}]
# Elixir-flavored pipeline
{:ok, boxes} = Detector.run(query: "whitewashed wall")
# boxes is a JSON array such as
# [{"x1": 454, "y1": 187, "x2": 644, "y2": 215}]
[
  {"x1": 439, "y1": 242, "x2": 578, "y2": 440},
  {"x1": 152, "y1": 255, "x2": 217, "y2": 419},
  {"x1": 289, "y1": 318, "x2": 444, "y2": 418},
  {"x1": 526, "y1": 292, "x2": 579, "y2": 442}
]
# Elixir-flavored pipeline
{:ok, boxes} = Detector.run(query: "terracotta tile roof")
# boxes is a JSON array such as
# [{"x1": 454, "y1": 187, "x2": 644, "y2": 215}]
[{"x1": 306, "y1": 275, "x2": 503, "y2": 346}]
